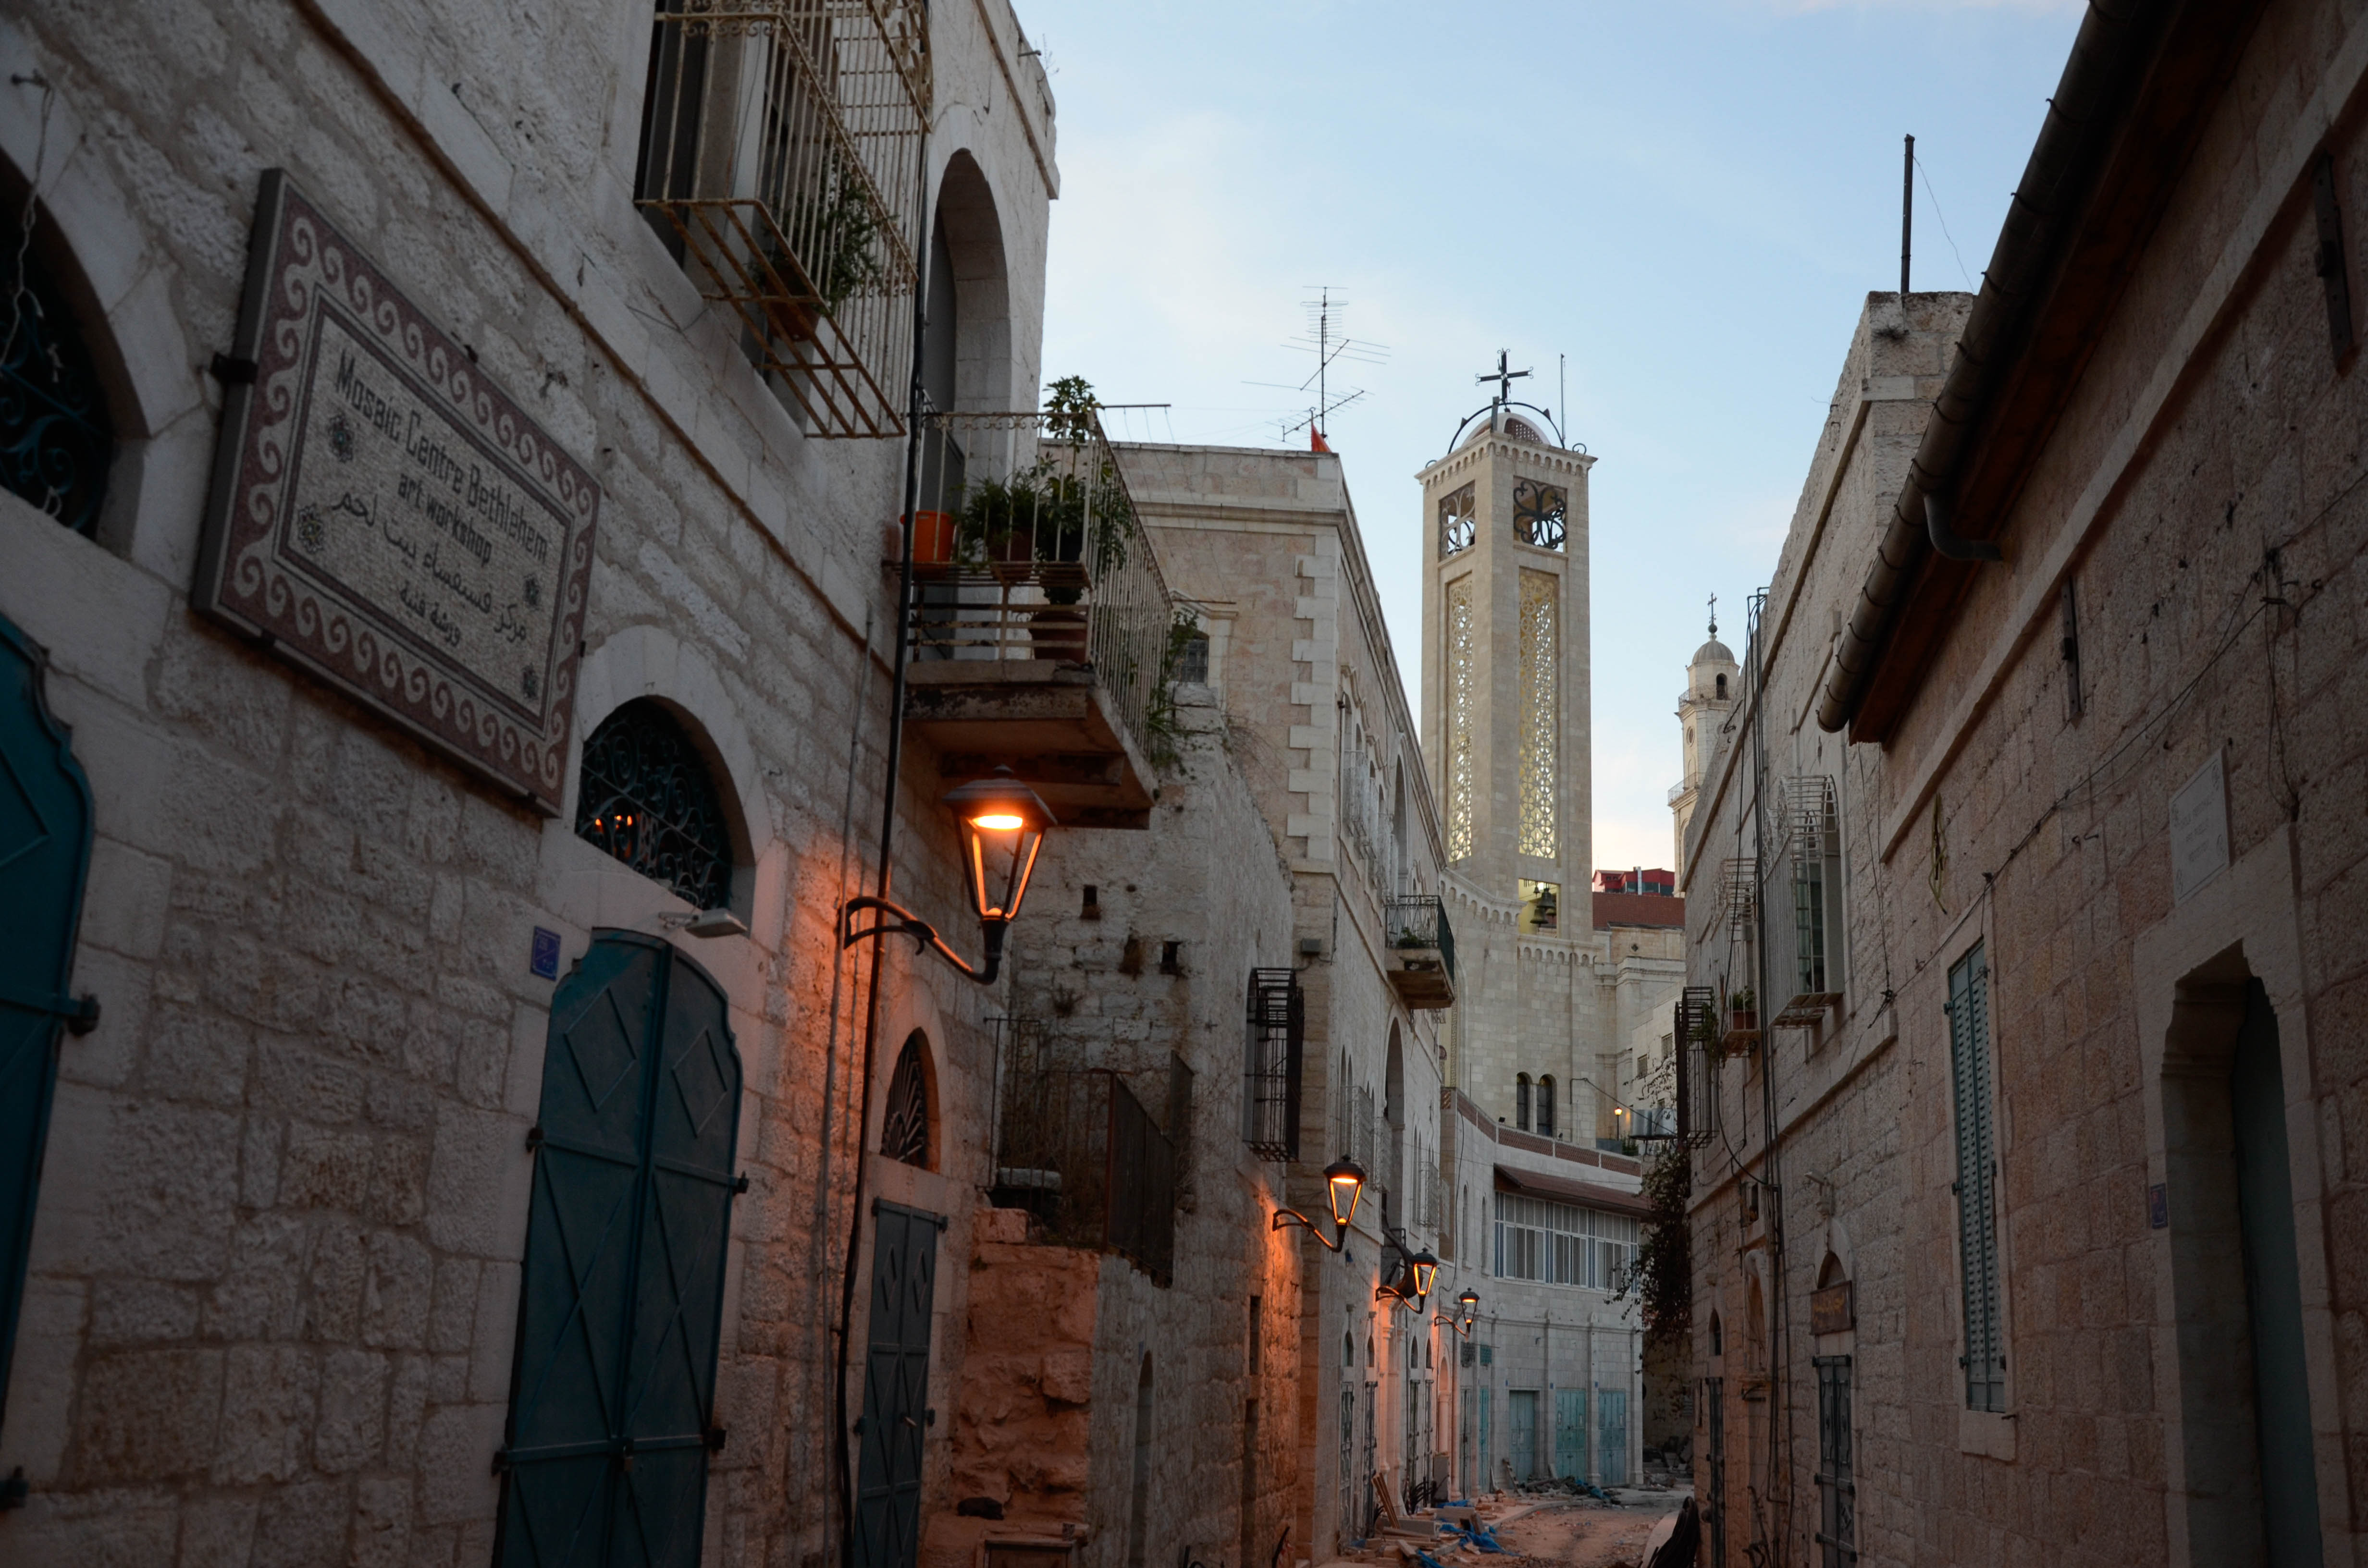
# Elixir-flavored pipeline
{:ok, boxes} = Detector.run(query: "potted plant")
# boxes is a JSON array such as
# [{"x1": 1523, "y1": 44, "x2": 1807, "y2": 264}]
[{"x1": 1727, "y1": 986, "x2": 1758, "y2": 1037}]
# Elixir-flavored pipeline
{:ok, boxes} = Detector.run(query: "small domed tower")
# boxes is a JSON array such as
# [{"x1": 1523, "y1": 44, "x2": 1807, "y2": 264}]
[{"x1": 1671, "y1": 606, "x2": 1739, "y2": 877}]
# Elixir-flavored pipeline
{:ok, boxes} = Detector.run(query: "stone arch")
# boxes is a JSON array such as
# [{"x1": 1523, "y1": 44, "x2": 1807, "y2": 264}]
[
  {"x1": 570, "y1": 623, "x2": 765, "y2": 917},
  {"x1": 0, "y1": 71, "x2": 207, "y2": 562},
  {"x1": 931, "y1": 148, "x2": 1011, "y2": 411}
]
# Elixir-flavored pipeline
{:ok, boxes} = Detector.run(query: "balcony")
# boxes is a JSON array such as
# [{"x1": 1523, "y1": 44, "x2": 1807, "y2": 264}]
[
  {"x1": 989, "y1": 1019, "x2": 1182, "y2": 1285},
  {"x1": 636, "y1": 0, "x2": 928, "y2": 438},
  {"x1": 900, "y1": 411, "x2": 1175, "y2": 829},
  {"x1": 1382, "y1": 895, "x2": 1456, "y2": 1009}
]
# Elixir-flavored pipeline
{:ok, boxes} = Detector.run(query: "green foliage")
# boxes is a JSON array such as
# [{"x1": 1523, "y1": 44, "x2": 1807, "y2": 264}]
[
  {"x1": 1140, "y1": 606, "x2": 1205, "y2": 769},
  {"x1": 952, "y1": 375, "x2": 1135, "y2": 601},
  {"x1": 1617, "y1": 1141, "x2": 1694, "y2": 1340},
  {"x1": 804, "y1": 155, "x2": 884, "y2": 317}
]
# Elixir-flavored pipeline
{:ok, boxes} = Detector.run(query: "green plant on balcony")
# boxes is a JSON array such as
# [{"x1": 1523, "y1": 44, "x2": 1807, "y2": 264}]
[{"x1": 800, "y1": 151, "x2": 885, "y2": 318}]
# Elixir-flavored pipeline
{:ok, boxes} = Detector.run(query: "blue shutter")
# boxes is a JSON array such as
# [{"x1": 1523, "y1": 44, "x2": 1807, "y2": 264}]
[
  {"x1": 0, "y1": 617, "x2": 94, "y2": 1440},
  {"x1": 1947, "y1": 945, "x2": 2004, "y2": 1411},
  {"x1": 498, "y1": 932, "x2": 742, "y2": 1567}
]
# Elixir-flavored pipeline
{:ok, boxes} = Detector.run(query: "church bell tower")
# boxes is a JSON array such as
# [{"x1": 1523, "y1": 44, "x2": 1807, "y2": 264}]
[{"x1": 1417, "y1": 355, "x2": 1596, "y2": 938}]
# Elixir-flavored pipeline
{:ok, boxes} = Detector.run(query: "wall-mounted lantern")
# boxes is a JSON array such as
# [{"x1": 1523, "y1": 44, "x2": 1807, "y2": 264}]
[
  {"x1": 840, "y1": 767, "x2": 1054, "y2": 985},
  {"x1": 1272, "y1": 1157, "x2": 1368, "y2": 1250},
  {"x1": 1438, "y1": 1286, "x2": 1480, "y2": 1338}
]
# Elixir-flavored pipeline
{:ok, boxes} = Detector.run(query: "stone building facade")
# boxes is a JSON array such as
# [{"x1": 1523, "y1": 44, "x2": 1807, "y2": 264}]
[
  {"x1": 0, "y1": 2, "x2": 1197, "y2": 1567},
  {"x1": 1118, "y1": 442, "x2": 1455, "y2": 1558},
  {"x1": 1681, "y1": 1, "x2": 2368, "y2": 1563}
]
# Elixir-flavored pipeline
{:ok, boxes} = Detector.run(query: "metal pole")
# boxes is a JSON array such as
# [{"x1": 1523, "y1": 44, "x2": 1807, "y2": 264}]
[
  {"x1": 836, "y1": 121, "x2": 934, "y2": 1568},
  {"x1": 1901, "y1": 134, "x2": 1915, "y2": 299}
]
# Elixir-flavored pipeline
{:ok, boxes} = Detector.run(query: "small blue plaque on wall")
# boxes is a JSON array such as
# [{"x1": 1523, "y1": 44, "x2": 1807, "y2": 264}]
[
  {"x1": 530, "y1": 927, "x2": 562, "y2": 980},
  {"x1": 2148, "y1": 1182, "x2": 2169, "y2": 1229}
]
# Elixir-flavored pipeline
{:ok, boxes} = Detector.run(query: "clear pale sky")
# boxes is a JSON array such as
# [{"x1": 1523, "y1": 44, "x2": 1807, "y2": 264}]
[{"x1": 1020, "y1": 0, "x2": 2085, "y2": 875}]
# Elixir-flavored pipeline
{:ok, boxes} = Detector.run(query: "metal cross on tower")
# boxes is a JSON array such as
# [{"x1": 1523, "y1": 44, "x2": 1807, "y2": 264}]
[
  {"x1": 1709, "y1": 593, "x2": 1718, "y2": 638},
  {"x1": 1476, "y1": 350, "x2": 1530, "y2": 411}
]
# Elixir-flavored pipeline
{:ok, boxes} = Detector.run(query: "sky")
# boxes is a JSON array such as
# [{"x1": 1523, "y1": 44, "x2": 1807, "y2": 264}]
[{"x1": 1019, "y1": 0, "x2": 2086, "y2": 875}]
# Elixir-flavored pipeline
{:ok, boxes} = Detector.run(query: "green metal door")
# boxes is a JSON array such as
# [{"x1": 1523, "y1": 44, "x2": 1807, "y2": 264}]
[
  {"x1": 496, "y1": 932, "x2": 743, "y2": 1567},
  {"x1": 855, "y1": 1200, "x2": 944, "y2": 1568},
  {"x1": 0, "y1": 618, "x2": 92, "y2": 1439},
  {"x1": 1506, "y1": 1390, "x2": 1536, "y2": 1481},
  {"x1": 1553, "y1": 1389, "x2": 1587, "y2": 1481},
  {"x1": 1477, "y1": 1386, "x2": 1491, "y2": 1492},
  {"x1": 1596, "y1": 1389, "x2": 1628, "y2": 1485}
]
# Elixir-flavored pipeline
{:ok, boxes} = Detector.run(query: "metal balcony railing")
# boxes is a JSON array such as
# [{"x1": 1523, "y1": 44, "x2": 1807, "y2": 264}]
[
  {"x1": 989, "y1": 1019, "x2": 1178, "y2": 1285},
  {"x1": 905, "y1": 410, "x2": 1175, "y2": 760},
  {"x1": 1383, "y1": 894, "x2": 1457, "y2": 982},
  {"x1": 635, "y1": 0, "x2": 928, "y2": 437}
]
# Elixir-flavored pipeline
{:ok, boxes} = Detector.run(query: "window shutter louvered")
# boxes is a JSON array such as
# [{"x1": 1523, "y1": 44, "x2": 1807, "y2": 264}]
[{"x1": 1947, "y1": 946, "x2": 2005, "y2": 1411}]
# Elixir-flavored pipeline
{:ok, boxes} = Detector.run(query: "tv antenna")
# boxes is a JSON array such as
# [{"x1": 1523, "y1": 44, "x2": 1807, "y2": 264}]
[{"x1": 1244, "y1": 286, "x2": 1389, "y2": 445}]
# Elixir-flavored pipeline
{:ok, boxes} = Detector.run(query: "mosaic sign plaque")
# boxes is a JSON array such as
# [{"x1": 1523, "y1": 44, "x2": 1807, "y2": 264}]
[{"x1": 197, "y1": 171, "x2": 597, "y2": 814}]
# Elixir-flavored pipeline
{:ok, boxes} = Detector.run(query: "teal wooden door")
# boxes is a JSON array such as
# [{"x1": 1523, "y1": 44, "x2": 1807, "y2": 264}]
[
  {"x1": 497, "y1": 932, "x2": 743, "y2": 1567},
  {"x1": 1553, "y1": 1389, "x2": 1587, "y2": 1480},
  {"x1": 1595, "y1": 1389, "x2": 1628, "y2": 1484},
  {"x1": 1506, "y1": 1390, "x2": 1536, "y2": 1481},
  {"x1": 1477, "y1": 1387, "x2": 1491, "y2": 1491},
  {"x1": 855, "y1": 1200, "x2": 944, "y2": 1568},
  {"x1": 0, "y1": 617, "x2": 92, "y2": 1439}
]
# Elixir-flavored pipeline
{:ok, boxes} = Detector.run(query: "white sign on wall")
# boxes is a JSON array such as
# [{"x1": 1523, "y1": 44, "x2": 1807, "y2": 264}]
[{"x1": 2169, "y1": 750, "x2": 2229, "y2": 904}]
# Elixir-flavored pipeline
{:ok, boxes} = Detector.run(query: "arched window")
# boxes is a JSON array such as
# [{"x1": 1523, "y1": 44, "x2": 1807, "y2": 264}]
[
  {"x1": 1, "y1": 227, "x2": 115, "y2": 537},
  {"x1": 1516, "y1": 1074, "x2": 1532, "y2": 1132},
  {"x1": 1709, "y1": 1311, "x2": 1723, "y2": 1357},
  {"x1": 880, "y1": 1030, "x2": 932, "y2": 1168},
  {"x1": 575, "y1": 700, "x2": 734, "y2": 910},
  {"x1": 1536, "y1": 1076, "x2": 1556, "y2": 1140},
  {"x1": 1715, "y1": 673, "x2": 1727, "y2": 700},
  {"x1": 1343, "y1": 1332, "x2": 1354, "y2": 1367}
]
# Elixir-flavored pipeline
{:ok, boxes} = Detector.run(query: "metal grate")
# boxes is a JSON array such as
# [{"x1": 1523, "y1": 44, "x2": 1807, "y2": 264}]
[
  {"x1": 1770, "y1": 776, "x2": 1843, "y2": 1025},
  {"x1": 634, "y1": 0, "x2": 927, "y2": 438},
  {"x1": 989, "y1": 1019, "x2": 1178, "y2": 1284},
  {"x1": 904, "y1": 409, "x2": 1175, "y2": 760},
  {"x1": 1383, "y1": 895, "x2": 1456, "y2": 981},
  {"x1": 1676, "y1": 986, "x2": 1718, "y2": 1141},
  {"x1": 1721, "y1": 858, "x2": 1756, "y2": 942},
  {"x1": 1242, "y1": 968, "x2": 1302, "y2": 1162},
  {"x1": 574, "y1": 699, "x2": 734, "y2": 909},
  {"x1": 0, "y1": 240, "x2": 113, "y2": 535},
  {"x1": 1814, "y1": 1355, "x2": 1858, "y2": 1565}
]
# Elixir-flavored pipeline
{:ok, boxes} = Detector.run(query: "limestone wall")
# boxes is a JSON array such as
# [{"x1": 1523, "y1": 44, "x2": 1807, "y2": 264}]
[
  {"x1": 0, "y1": 0, "x2": 1059, "y2": 1563},
  {"x1": 1687, "y1": 3, "x2": 2368, "y2": 1561}
]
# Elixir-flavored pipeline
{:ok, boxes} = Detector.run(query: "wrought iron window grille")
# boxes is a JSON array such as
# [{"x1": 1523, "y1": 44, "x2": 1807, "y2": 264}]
[
  {"x1": 574, "y1": 700, "x2": 735, "y2": 911},
  {"x1": 879, "y1": 1031, "x2": 929, "y2": 1166},
  {"x1": 1512, "y1": 478, "x2": 1566, "y2": 551},
  {"x1": 0, "y1": 240, "x2": 113, "y2": 537},
  {"x1": 1242, "y1": 968, "x2": 1303, "y2": 1162},
  {"x1": 1437, "y1": 482, "x2": 1476, "y2": 558}
]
